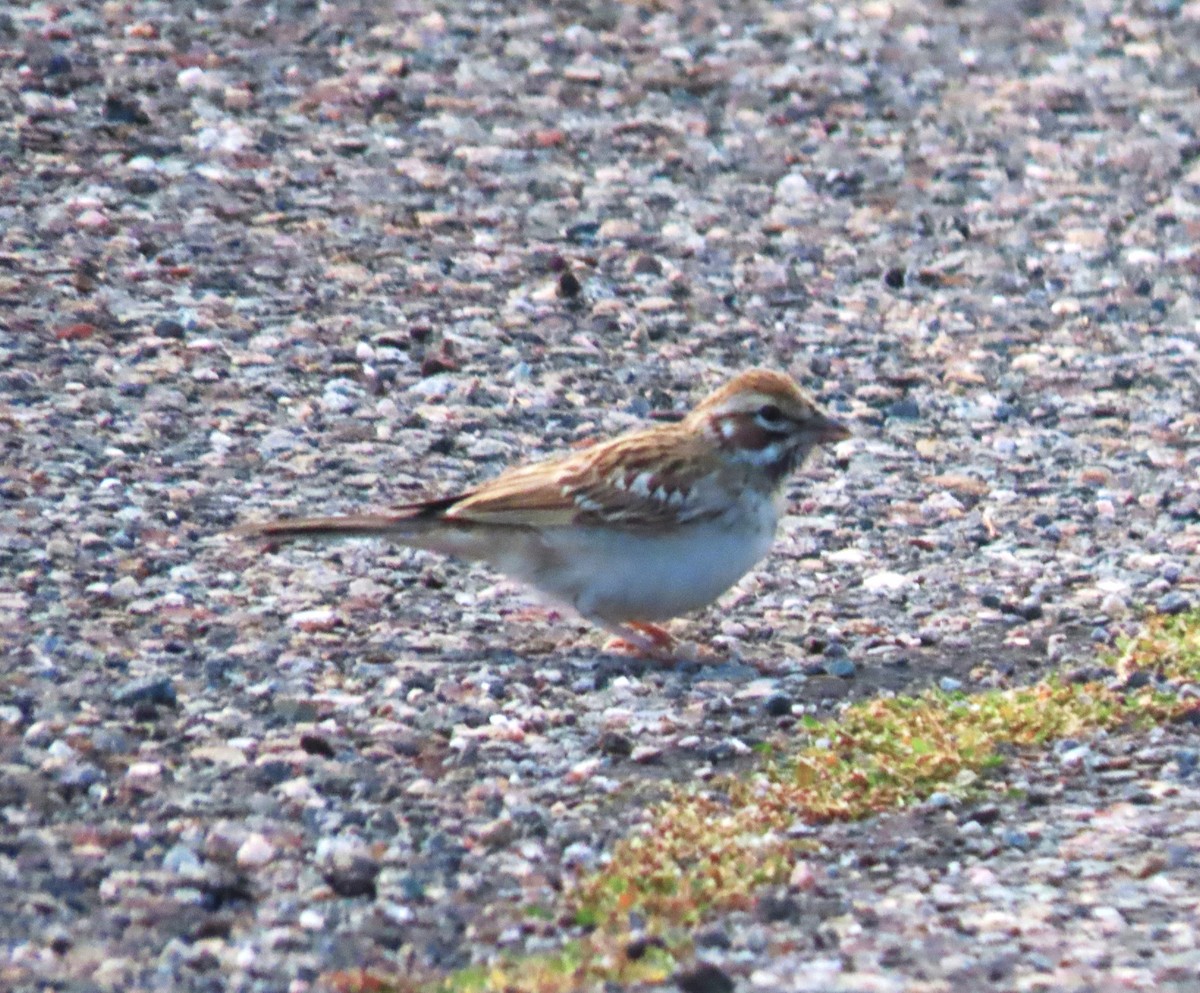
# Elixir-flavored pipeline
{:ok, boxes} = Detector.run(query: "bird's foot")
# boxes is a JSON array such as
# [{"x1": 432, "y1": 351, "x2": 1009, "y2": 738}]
[{"x1": 600, "y1": 621, "x2": 704, "y2": 663}]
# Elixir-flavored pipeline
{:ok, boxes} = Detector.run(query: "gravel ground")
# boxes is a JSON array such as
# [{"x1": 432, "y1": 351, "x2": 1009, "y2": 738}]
[{"x1": 2, "y1": 0, "x2": 1200, "y2": 990}]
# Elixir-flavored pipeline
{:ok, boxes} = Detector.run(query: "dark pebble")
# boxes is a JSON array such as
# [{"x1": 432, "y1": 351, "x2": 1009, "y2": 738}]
[
  {"x1": 597, "y1": 730, "x2": 634, "y2": 757},
  {"x1": 1156, "y1": 591, "x2": 1191, "y2": 615},
  {"x1": 1122, "y1": 670, "x2": 1152, "y2": 690},
  {"x1": 675, "y1": 961, "x2": 735, "y2": 993},
  {"x1": 701, "y1": 741, "x2": 741, "y2": 764},
  {"x1": 1110, "y1": 369, "x2": 1137, "y2": 389},
  {"x1": 693, "y1": 927, "x2": 732, "y2": 950},
  {"x1": 757, "y1": 888, "x2": 801, "y2": 922},
  {"x1": 625, "y1": 935, "x2": 666, "y2": 960},
  {"x1": 564, "y1": 221, "x2": 600, "y2": 245},
  {"x1": 420, "y1": 351, "x2": 458, "y2": 377},
  {"x1": 91, "y1": 729, "x2": 130, "y2": 754},
  {"x1": 324, "y1": 855, "x2": 379, "y2": 898},
  {"x1": 886, "y1": 398, "x2": 921, "y2": 420},
  {"x1": 1173, "y1": 749, "x2": 1198, "y2": 776},
  {"x1": 557, "y1": 270, "x2": 582, "y2": 298},
  {"x1": 44, "y1": 53, "x2": 72, "y2": 76},
  {"x1": 204, "y1": 658, "x2": 234, "y2": 685},
  {"x1": 126, "y1": 175, "x2": 159, "y2": 196},
  {"x1": 965, "y1": 803, "x2": 1001, "y2": 825},
  {"x1": 402, "y1": 673, "x2": 436, "y2": 694},
  {"x1": 300, "y1": 734, "x2": 337, "y2": 759},
  {"x1": 103, "y1": 94, "x2": 151, "y2": 125},
  {"x1": 763, "y1": 693, "x2": 793, "y2": 717},
  {"x1": 112, "y1": 677, "x2": 177, "y2": 708},
  {"x1": 255, "y1": 761, "x2": 293, "y2": 787}
]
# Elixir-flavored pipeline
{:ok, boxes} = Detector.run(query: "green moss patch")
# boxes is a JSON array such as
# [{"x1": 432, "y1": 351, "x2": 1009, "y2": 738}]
[{"x1": 331, "y1": 613, "x2": 1200, "y2": 993}]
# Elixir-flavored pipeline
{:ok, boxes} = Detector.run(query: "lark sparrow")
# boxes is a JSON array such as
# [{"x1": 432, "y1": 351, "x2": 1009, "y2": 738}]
[{"x1": 236, "y1": 369, "x2": 849, "y2": 654}]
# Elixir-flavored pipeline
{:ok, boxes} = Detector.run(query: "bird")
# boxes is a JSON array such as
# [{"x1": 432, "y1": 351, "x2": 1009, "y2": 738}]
[{"x1": 234, "y1": 368, "x2": 849, "y2": 656}]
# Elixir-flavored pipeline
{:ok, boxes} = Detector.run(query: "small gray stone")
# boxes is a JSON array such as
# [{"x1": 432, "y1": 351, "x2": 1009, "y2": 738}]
[
  {"x1": 886, "y1": 398, "x2": 921, "y2": 420},
  {"x1": 1156, "y1": 591, "x2": 1191, "y2": 615},
  {"x1": 1002, "y1": 828, "x2": 1032, "y2": 850},
  {"x1": 163, "y1": 843, "x2": 204, "y2": 876},
  {"x1": 823, "y1": 658, "x2": 856, "y2": 679}
]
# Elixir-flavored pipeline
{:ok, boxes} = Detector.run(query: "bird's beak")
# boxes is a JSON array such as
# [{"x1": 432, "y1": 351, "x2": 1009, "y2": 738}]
[{"x1": 810, "y1": 412, "x2": 851, "y2": 444}]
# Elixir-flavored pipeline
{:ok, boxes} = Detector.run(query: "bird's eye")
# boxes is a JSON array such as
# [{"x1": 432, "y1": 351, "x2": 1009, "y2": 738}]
[{"x1": 757, "y1": 403, "x2": 785, "y2": 424}]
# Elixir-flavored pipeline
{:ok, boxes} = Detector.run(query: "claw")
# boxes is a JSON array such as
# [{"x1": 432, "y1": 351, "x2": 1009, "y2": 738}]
[{"x1": 601, "y1": 621, "x2": 682, "y2": 661}]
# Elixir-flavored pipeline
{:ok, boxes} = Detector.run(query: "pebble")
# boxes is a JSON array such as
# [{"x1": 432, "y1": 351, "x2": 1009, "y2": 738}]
[
  {"x1": 1001, "y1": 828, "x2": 1032, "y2": 851},
  {"x1": 1156, "y1": 591, "x2": 1192, "y2": 615},
  {"x1": 886, "y1": 398, "x2": 921, "y2": 420},
  {"x1": 675, "y1": 962, "x2": 736, "y2": 993},
  {"x1": 125, "y1": 761, "x2": 162, "y2": 786},
  {"x1": 162, "y1": 843, "x2": 204, "y2": 876},
  {"x1": 6, "y1": 3, "x2": 1200, "y2": 991},
  {"x1": 112, "y1": 677, "x2": 177, "y2": 708},
  {"x1": 235, "y1": 833, "x2": 276, "y2": 869},
  {"x1": 823, "y1": 659, "x2": 857, "y2": 679},
  {"x1": 763, "y1": 693, "x2": 793, "y2": 717},
  {"x1": 1059, "y1": 745, "x2": 1092, "y2": 768}
]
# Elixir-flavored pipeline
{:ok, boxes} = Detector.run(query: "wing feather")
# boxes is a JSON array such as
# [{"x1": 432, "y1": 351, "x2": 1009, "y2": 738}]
[{"x1": 440, "y1": 426, "x2": 729, "y2": 529}]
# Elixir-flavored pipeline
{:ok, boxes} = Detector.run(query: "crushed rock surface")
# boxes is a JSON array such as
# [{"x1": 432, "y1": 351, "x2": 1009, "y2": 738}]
[{"x1": 2, "y1": 0, "x2": 1199, "y2": 990}]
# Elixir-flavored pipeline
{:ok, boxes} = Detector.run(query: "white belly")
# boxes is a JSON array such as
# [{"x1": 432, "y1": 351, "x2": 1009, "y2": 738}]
[{"x1": 515, "y1": 501, "x2": 781, "y2": 623}]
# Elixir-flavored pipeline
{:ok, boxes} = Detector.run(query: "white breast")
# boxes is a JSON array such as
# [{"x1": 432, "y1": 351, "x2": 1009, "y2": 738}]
[{"x1": 515, "y1": 493, "x2": 783, "y2": 623}]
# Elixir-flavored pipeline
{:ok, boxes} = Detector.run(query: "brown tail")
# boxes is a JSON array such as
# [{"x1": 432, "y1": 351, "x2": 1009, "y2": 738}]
[
  {"x1": 231, "y1": 512, "x2": 429, "y2": 541},
  {"x1": 232, "y1": 490, "x2": 472, "y2": 540}
]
